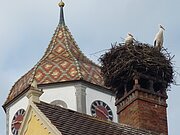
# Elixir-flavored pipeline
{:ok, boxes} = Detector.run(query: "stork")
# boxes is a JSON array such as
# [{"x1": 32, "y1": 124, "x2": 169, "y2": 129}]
[
  {"x1": 125, "y1": 33, "x2": 134, "y2": 45},
  {"x1": 154, "y1": 24, "x2": 165, "y2": 51}
]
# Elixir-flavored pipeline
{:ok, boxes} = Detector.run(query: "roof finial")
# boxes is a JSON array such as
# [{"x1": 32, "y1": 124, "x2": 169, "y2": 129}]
[
  {"x1": 59, "y1": 0, "x2": 65, "y2": 7},
  {"x1": 58, "y1": 0, "x2": 65, "y2": 26}
]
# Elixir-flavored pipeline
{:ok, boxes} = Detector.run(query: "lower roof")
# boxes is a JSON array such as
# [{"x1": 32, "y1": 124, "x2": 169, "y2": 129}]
[{"x1": 35, "y1": 101, "x2": 159, "y2": 135}]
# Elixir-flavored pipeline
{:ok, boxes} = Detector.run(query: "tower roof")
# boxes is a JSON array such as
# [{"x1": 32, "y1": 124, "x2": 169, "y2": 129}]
[{"x1": 4, "y1": 1, "x2": 104, "y2": 106}]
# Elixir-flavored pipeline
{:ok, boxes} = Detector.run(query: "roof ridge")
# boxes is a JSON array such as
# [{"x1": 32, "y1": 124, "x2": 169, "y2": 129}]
[
  {"x1": 3, "y1": 25, "x2": 62, "y2": 106},
  {"x1": 30, "y1": 25, "x2": 61, "y2": 85},
  {"x1": 62, "y1": 26, "x2": 83, "y2": 79},
  {"x1": 63, "y1": 25, "x2": 99, "y2": 67},
  {"x1": 3, "y1": 68, "x2": 34, "y2": 106}
]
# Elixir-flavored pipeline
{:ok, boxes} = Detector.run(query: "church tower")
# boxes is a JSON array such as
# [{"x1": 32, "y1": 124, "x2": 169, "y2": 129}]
[{"x1": 3, "y1": 1, "x2": 117, "y2": 135}]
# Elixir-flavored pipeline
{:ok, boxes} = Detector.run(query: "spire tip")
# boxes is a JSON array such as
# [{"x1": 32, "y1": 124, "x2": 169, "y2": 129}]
[
  {"x1": 58, "y1": 0, "x2": 65, "y2": 26},
  {"x1": 58, "y1": 0, "x2": 65, "y2": 7}
]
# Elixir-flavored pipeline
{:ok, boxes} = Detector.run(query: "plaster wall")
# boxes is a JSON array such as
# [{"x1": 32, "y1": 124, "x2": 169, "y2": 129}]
[
  {"x1": 8, "y1": 96, "x2": 28, "y2": 135},
  {"x1": 40, "y1": 86, "x2": 77, "y2": 111},
  {"x1": 7, "y1": 84, "x2": 117, "y2": 135}
]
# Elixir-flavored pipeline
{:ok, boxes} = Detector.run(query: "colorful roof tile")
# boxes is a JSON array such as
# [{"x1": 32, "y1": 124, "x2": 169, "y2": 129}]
[{"x1": 4, "y1": 2, "x2": 104, "y2": 106}]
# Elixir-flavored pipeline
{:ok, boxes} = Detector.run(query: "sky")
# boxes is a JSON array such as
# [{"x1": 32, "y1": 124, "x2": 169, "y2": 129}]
[{"x1": 0, "y1": 0, "x2": 180, "y2": 134}]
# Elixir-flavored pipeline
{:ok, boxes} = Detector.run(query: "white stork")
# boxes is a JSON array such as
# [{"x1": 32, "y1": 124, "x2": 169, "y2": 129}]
[
  {"x1": 125, "y1": 33, "x2": 134, "y2": 45},
  {"x1": 154, "y1": 24, "x2": 165, "y2": 50}
]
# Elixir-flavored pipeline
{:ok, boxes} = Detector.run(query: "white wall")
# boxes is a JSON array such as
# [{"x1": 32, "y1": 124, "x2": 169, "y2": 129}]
[
  {"x1": 7, "y1": 85, "x2": 77, "y2": 135},
  {"x1": 8, "y1": 96, "x2": 28, "y2": 135},
  {"x1": 7, "y1": 84, "x2": 117, "y2": 135},
  {"x1": 86, "y1": 87, "x2": 118, "y2": 122},
  {"x1": 40, "y1": 86, "x2": 77, "y2": 111}
]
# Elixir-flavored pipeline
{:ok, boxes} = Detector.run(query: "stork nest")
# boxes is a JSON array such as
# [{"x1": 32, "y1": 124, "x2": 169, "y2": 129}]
[{"x1": 99, "y1": 43, "x2": 174, "y2": 90}]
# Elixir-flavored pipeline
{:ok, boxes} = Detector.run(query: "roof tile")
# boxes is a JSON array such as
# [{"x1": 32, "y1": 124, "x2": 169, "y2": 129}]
[
  {"x1": 4, "y1": 25, "x2": 104, "y2": 106},
  {"x1": 35, "y1": 101, "x2": 159, "y2": 135}
]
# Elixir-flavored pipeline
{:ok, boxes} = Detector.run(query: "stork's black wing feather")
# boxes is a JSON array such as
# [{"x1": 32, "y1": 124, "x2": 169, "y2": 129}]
[{"x1": 154, "y1": 40, "x2": 156, "y2": 47}]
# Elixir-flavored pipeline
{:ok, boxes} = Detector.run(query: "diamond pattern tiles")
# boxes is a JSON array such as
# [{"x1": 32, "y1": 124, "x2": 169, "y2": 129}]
[
  {"x1": 34, "y1": 25, "x2": 104, "y2": 86},
  {"x1": 4, "y1": 25, "x2": 104, "y2": 106},
  {"x1": 34, "y1": 30, "x2": 81, "y2": 84},
  {"x1": 5, "y1": 69, "x2": 34, "y2": 104}
]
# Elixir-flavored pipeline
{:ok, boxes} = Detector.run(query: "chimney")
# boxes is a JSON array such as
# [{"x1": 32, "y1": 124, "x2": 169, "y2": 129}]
[
  {"x1": 99, "y1": 43, "x2": 173, "y2": 135},
  {"x1": 115, "y1": 75, "x2": 168, "y2": 135}
]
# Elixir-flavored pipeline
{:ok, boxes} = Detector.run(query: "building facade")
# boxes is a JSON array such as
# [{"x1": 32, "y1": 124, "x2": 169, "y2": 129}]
[{"x1": 3, "y1": 1, "x2": 169, "y2": 135}]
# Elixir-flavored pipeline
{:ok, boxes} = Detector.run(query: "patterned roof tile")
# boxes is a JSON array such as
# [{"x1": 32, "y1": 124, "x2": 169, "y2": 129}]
[{"x1": 4, "y1": 6, "x2": 104, "y2": 106}]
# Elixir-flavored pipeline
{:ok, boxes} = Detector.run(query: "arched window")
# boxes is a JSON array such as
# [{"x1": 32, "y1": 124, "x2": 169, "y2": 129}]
[{"x1": 50, "y1": 100, "x2": 68, "y2": 108}]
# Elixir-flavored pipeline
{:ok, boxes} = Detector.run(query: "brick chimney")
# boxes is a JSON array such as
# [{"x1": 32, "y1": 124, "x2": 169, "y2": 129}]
[{"x1": 115, "y1": 75, "x2": 168, "y2": 135}]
